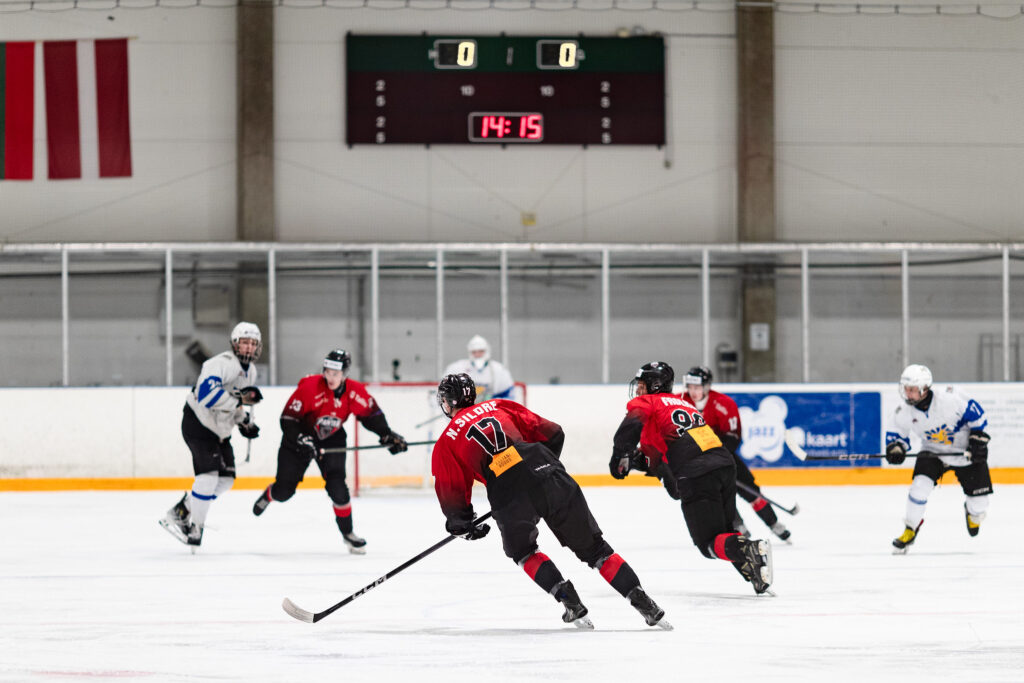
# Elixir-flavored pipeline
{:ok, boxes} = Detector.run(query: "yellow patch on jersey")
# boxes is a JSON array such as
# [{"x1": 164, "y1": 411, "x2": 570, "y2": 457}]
[
  {"x1": 489, "y1": 445, "x2": 523, "y2": 477},
  {"x1": 689, "y1": 424, "x2": 723, "y2": 451},
  {"x1": 925, "y1": 427, "x2": 953, "y2": 446}
]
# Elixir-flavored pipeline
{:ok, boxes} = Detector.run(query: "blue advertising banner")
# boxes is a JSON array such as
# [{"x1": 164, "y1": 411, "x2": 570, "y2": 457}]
[{"x1": 731, "y1": 392, "x2": 882, "y2": 468}]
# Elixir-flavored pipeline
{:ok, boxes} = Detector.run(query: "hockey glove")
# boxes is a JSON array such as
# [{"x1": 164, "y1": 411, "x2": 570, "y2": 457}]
[
  {"x1": 296, "y1": 434, "x2": 318, "y2": 460},
  {"x1": 967, "y1": 430, "x2": 990, "y2": 463},
  {"x1": 885, "y1": 441, "x2": 907, "y2": 465},
  {"x1": 380, "y1": 431, "x2": 408, "y2": 455},
  {"x1": 629, "y1": 448, "x2": 651, "y2": 474},
  {"x1": 238, "y1": 416, "x2": 260, "y2": 440},
  {"x1": 610, "y1": 449, "x2": 636, "y2": 479},
  {"x1": 446, "y1": 520, "x2": 491, "y2": 540},
  {"x1": 238, "y1": 386, "x2": 263, "y2": 406}
]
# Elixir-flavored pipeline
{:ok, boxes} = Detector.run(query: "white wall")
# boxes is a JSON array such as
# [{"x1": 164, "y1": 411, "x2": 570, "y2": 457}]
[
  {"x1": 2, "y1": 5, "x2": 1021, "y2": 243},
  {"x1": 3, "y1": 382, "x2": 1021, "y2": 482}
]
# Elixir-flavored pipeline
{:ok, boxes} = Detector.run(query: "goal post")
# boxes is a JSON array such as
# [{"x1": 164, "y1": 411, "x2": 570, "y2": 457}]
[{"x1": 351, "y1": 381, "x2": 527, "y2": 496}]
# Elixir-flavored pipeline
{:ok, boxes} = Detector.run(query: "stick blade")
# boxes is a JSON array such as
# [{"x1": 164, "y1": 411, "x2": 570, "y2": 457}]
[
  {"x1": 282, "y1": 597, "x2": 315, "y2": 623},
  {"x1": 784, "y1": 428, "x2": 807, "y2": 461}
]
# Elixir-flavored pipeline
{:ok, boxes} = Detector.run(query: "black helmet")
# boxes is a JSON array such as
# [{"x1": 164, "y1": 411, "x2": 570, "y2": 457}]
[
  {"x1": 629, "y1": 361, "x2": 674, "y2": 398},
  {"x1": 323, "y1": 349, "x2": 351, "y2": 373},
  {"x1": 437, "y1": 373, "x2": 477, "y2": 417},
  {"x1": 683, "y1": 365, "x2": 712, "y2": 388}
]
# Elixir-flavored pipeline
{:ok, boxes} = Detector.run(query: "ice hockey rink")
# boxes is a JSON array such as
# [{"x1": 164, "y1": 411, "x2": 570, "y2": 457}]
[{"x1": 3, "y1": 484, "x2": 1023, "y2": 683}]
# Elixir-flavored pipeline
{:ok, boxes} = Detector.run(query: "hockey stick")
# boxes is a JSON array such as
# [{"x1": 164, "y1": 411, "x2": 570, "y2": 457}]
[
  {"x1": 414, "y1": 413, "x2": 446, "y2": 429},
  {"x1": 282, "y1": 511, "x2": 493, "y2": 623},
  {"x1": 802, "y1": 452, "x2": 963, "y2": 461},
  {"x1": 244, "y1": 406, "x2": 254, "y2": 463},
  {"x1": 784, "y1": 428, "x2": 962, "y2": 461},
  {"x1": 318, "y1": 439, "x2": 436, "y2": 455},
  {"x1": 734, "y1": 480, "x2": 799, "y2": 516}
]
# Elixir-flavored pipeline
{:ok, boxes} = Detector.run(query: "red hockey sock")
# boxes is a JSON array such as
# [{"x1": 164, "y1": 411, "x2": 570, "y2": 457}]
[
  {"x1": 520, "y1": 552, "x2": 564, "y2": 595},
  {"x1": 597, "y1": 553, "x2": 641, "y2": 598},
  {"x1": 713, "y1": 532, "x2": 742, "y2": 561},
  {"x1": 333, "y1": 503, "x2": 353, "y2": 534}
]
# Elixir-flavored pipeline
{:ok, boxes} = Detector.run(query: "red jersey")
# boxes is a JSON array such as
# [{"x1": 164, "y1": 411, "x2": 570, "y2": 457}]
[
  {"x1": 614, "y1": 393, "x2": 733, "y2": 478},
  {"x1": 281, "y1": 374, "x2": 381, "y2": 442},
  {"x1": 680, "y1": 390, "x2": 741, "y2": 450},
  {"x1": 431, "y1": 399, "x2": 562, "y2": 527}
]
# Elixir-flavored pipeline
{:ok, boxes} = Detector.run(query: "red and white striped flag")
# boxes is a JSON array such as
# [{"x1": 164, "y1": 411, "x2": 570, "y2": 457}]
[{"x1": 0, "y1": 38, "x2": 131, "y2": 180}]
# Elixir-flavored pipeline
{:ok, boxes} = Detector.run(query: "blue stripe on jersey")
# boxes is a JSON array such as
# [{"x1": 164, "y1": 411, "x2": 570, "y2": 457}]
[
  {"x1": 492, "y1": 386, "x2": 514, "y2": 399},
  {"x1": 954, "y1": 399, "x2": 987, "y2": 433},
  {"x1": 204, "y1": 388, "x2": 225, "y2": 408},
  {"x1": 885, "y1": 431, "x2": 909, "y2": 448},
  {"x1": 196, "y1": 376, "x2": 223, "y2": 402},
  {"x1": 191, "y1": 490, "x2": 216, "y2": 501}
]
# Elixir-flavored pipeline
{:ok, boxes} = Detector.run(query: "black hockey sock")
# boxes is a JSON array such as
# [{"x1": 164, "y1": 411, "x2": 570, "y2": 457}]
[
  {"x1": 596, "y1": 553, "x2": 641, "y2": 598},
  {"x1": 752, "y1": 497, "x2": 779, "y2": 526},
  {"x1": 519, "y1": 552, "x2": 565, "y2": 595},
  {"x1": 333, "y1": 503, "x2": 353, "y2": 535}
]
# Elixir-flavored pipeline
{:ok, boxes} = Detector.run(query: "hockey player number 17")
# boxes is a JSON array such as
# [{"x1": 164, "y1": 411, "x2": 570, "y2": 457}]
[{"x1": 467, "y1": 417, "x2": 510, "y2": 454}]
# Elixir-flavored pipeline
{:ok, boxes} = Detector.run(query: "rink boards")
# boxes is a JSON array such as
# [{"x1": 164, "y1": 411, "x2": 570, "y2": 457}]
[{"x1": 2, "y1": 382, "x2": 1024, "y2": 489}]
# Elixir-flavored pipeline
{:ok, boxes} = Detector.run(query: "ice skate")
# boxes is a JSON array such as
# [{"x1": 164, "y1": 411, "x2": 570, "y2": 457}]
[
  {"x1": 964, "y1": 504, "x2": 983, "y2": 538},
  {"x1": 186, "y1": 524, "x2": 203, "y2": 553},
  {"x1": 627, "y1": 586, "x2": 672, "y2": 630},
  {"x1": 892, "y1": 521, "x2": 923, "y2": 554},
  {"x1": 158, "y1": 493, "x2": 192, "y2": 544},
  {"x1": 736, "y1": 537, "x2": 773, "y2": 595},
  {"x1": 771, "y1": 522, "x2": 792, "y2": 543},
  {"x1": 342, "y1": 531, "x2": 367, "y2": 555},
  {"x1": 252, "y1": 487, "x2": 272, "y2": 516},
  {"x1": 554, "y1": 580, "x2": 593, "y2": 630}
]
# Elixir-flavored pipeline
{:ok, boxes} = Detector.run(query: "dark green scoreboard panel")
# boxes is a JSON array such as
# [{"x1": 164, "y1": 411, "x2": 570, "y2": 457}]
[{"x1": 346, "y1": 35, "x2": 665, "y2": 146}]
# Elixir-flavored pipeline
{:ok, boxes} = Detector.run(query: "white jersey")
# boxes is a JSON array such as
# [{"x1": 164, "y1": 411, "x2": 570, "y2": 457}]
[
  {"x1": 185, "y1": 350, "x2": 258, "y2": 439},
  {"x1": 443, "y1": 359, "x2": 516, "y2": 401},
  {"x1": 886, "y1": 385, "x2": 987, "y2": 468}
]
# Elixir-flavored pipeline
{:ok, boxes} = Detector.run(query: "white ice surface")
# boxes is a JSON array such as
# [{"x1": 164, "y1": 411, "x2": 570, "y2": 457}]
[{"x1": 2, "y1": 485, "x2": 1023, "y2": 682}]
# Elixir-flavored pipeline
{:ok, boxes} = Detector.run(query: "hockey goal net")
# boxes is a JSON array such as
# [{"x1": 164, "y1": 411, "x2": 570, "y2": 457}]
[{"x1": 350, "y1": 381, "x2": 527, "y2": 495}]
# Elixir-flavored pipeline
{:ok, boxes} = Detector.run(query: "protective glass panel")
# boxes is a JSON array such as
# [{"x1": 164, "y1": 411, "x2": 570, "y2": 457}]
[
  {"x1": 0, "y1": 252, "x2": 63, "y2": 386},
  {"x1": 909, "y1": 249, "x2": 1004, "y2": 383}
]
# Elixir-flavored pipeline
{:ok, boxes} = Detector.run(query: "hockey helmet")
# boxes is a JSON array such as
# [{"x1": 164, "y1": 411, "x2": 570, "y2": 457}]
[
  {"x1": 467, "y1": 335, "x2": 490, "y2": 371},
  {"x1": 437, "y1": 373, "x2": 477, "y2": 417},
  {"x1": 899, "y1": 364, "x2": 933, "y2": 406},
  {"x1": 683, "y1": 365, "x2": 713, "y2": 388},
  {"x1": 629, "y1": 361, "x2": 675, "y2": 398},
  {"x1": 230, "y1": 322, "x2": 263, "y2": 364},
  {"x1": 323, "y1": 349, "x2": 351, "y2": 374}
]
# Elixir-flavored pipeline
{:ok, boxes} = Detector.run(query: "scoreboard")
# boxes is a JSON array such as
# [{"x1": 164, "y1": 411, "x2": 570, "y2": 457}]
[{"x1": 346, "y1": 34, "x2": 665, "y2": 146}]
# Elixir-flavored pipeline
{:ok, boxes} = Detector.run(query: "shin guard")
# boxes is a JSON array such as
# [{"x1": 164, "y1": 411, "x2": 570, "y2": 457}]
[
  {"x1": 596, "y1": 553, "x2": 641, "y2": 598},
  {"x1": 752, "y1": 497, "x2": 779, "y2": 527},
  {"x1": 518, "y1": 552, "x2": 564, "y2": 595},
  {"x1": 333, "y1": 502, "x2": 353, "y2": 535}
]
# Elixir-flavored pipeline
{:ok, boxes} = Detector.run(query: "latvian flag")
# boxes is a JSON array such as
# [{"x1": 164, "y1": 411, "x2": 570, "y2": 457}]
[{"x1": 1, "y1": 38, "x2": 131, "y2": 180}]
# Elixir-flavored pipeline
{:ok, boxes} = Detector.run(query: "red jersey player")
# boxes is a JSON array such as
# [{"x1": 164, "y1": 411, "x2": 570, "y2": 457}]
[
  {"x1": 609, "y1": 361, "x2": 773, "y2": 595},
  {"x1": 681, "y1": 366, "x2": 791, "y2": 542},
  {"x1": 431, "y1": 373, "x2": 670, "y2": 630},
  {"x1": 251, "y1": 349, "x2": 407, "y2": 553}
]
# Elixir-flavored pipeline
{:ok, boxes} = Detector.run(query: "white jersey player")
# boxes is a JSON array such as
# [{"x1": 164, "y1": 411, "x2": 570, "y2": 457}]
[
  {"x1": 443, "y1": 335, "x2": 516, "y2": 401},
  {"x1": 160, "y1": 322, "x2": 264, "y2": 550},
  {"x1": 884, "y1": 364, "x2": 992, "y2": 553}
]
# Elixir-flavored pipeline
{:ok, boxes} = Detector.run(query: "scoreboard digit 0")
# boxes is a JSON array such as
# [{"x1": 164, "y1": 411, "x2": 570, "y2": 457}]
[{"x1": 346, "y1": 34, "x2": 665, "y2": 146}]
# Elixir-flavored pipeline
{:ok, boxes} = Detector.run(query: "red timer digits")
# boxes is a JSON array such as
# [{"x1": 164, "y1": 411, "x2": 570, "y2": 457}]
[{"x1": 467, "y1": 112, "x2": 544, "y2": 143}]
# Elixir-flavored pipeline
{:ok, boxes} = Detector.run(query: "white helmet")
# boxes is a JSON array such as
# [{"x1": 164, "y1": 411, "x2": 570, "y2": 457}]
[
  {"x1": 467, "y1": 335, "x2": 490, "y2": 371},
  {"x1": 899, "y1": 363, "x2": 932, "y2": 406},
  {"x1": 230, "y1": 321, "x2": 263, "y2": 364}
]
